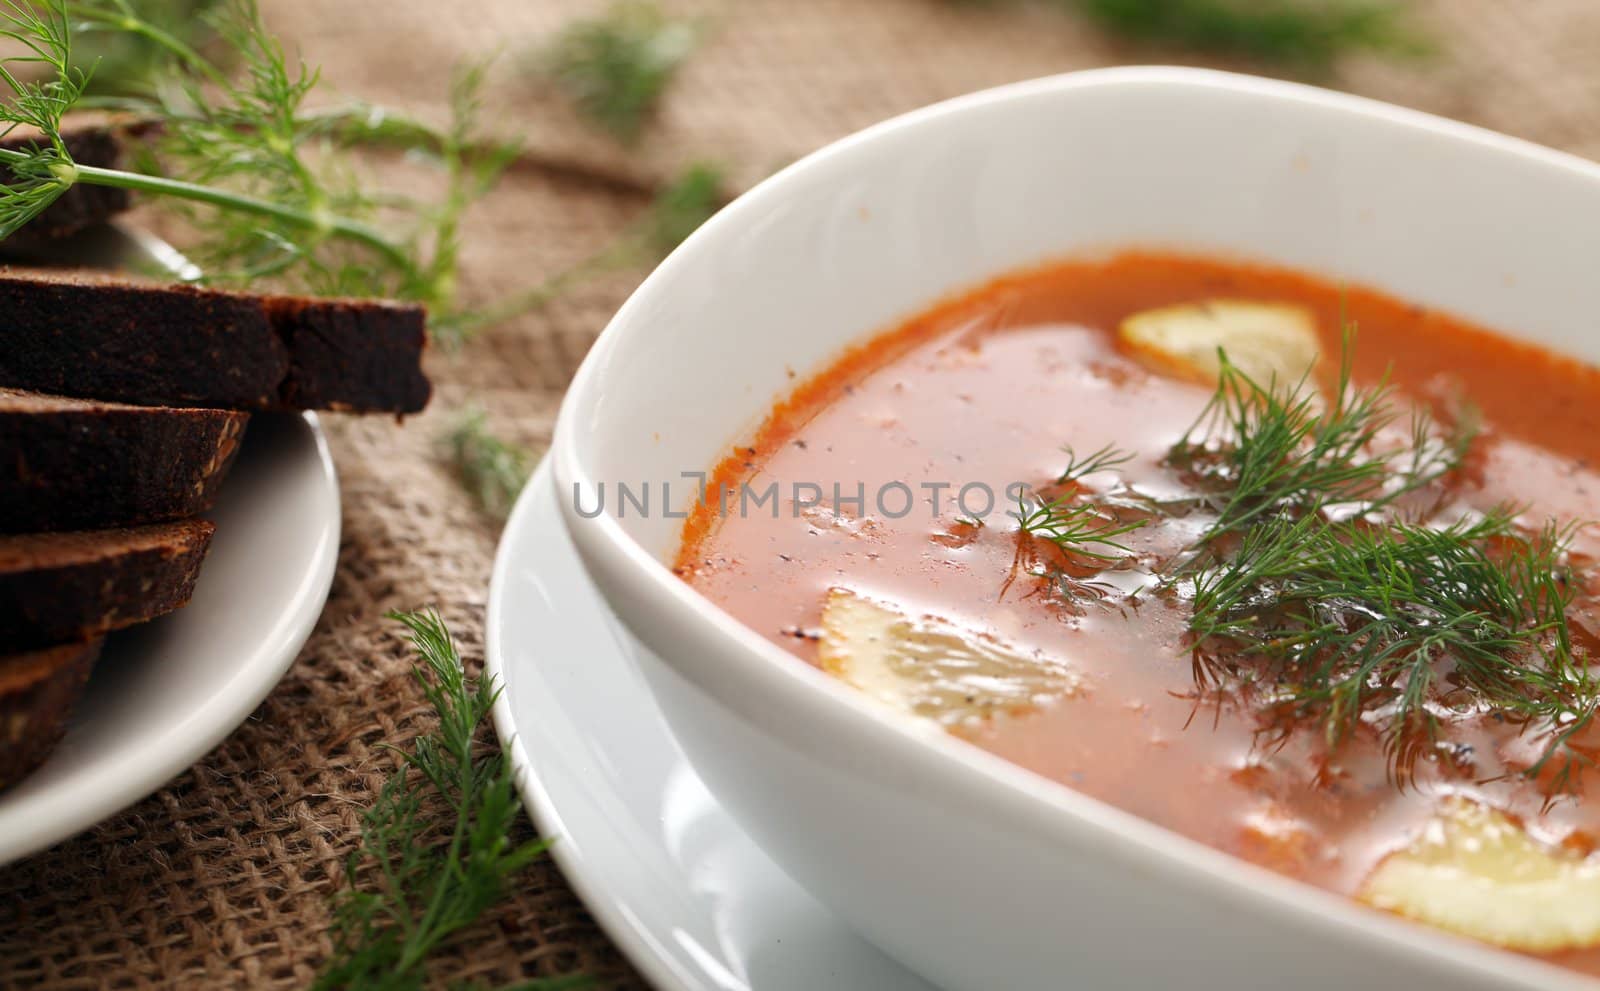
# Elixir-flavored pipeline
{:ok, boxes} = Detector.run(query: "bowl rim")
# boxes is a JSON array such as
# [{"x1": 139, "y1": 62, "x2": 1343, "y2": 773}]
[{"x1": 551, "y1": 66, "x2": 1600, "y2": 988}]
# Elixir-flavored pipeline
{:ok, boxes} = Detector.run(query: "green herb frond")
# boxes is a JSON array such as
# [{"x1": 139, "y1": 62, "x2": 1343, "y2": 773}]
[
  {"x1": 1056, "y1": 443, "x2": 1135, "y2": 485},
  {"x1": 315, "y1": 611, "x2": 580, "y2": 991},
  {"x1": 445, "y1": 406, "x2": 533, "y2": 524},
  {"x1": 1190, "y1": 508, "x2": 1598, "y2": 786},
  {"x1": 142, "y1": 0, "x2": 354, "y2": 278},
  {"x1": 0, "y1": 1, "x2": 529, "y2": 340},
  {"x1": 1169, "y1": 338, "x2": 1473, "y2": 547},
  {"x1": 0, "y1": 0, "x2": 85, "y2": 135},
  {"x1": 540, "y1": 0, "x2": 700, "y2": 143},
  {"x1": 621, "y1": 159, "x2": 723, "y2": 261},
  {"x1": 408, "y1": 62, "x2": 524, "y2": 345},
  {"x1": 0, "y1": 2, "x2": 716, "y2": 343},
  {"x1": 1166, "y1": 338, "x2": 1592, "y2": 786},
  {"x1": 951, "y1": 0, "x2": 1423, "y2": 69},
  {"x1": 0, "y1": 0, "x2": 88, "y2": 236},
  {"x1": 1023, "y1": 333, "x2": 1593, "y2": 789},
  {"x1": 1017, "y1": 491, "x2": 1146, "y2": 563},
  {"x1": 1075, "y1": 0, "x2": 1421, "y2": 68},
  {"x1": 70, "y1": 0, "x2": 226, "y2": 97}
]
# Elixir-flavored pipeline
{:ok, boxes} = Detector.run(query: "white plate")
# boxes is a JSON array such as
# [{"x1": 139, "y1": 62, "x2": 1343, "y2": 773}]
[
  {"x1": 488, "y1": 460, "x2": 934, "y2": 991},
  {"x1": 0, "y1": 228, "x2": 341, "y2": 864}
]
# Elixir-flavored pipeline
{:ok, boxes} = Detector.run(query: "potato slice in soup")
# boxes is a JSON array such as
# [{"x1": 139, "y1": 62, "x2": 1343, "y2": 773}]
[
  {"x1": 1358, "y1": 798, "x2": 1600, "y2": 952},
  {"x1": 1119, "y1": 299, "x2": 1320, "y2": 386},
  {"x1": 818, "y1": 588, "x2": 1077, "y2": 727}
]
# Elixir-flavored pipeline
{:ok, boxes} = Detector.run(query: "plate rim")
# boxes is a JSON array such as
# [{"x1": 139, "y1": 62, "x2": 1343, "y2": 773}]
[{"x1": 489, "y1": 458, "x2": 706, "y2": 991}]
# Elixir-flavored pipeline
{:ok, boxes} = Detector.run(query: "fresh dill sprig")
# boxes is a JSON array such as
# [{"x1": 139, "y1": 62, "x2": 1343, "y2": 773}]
[
  {"x1": 445, "y1": 407, "x2": 533, "y2": 524},
  {"x1": 315, "y1": 610, "x2": 587, "y2": 991},
  {"x1": 405, "y1": 62, "x2": 524, "y2": 345},
  {"x1": 952, "y1": 0, "x2": 1422, "y2": 68},
  {"x1": 137, "y1": 0, "x2": 370, "y2": 284},
  {"x1": 0, "y1": 2, "x2": 718, "y2": 341},
  {"x1": 21, "y1": 0, "x2": 423, "y2": 274},
  {"x1": 1056, "y1": 443, "x2": 1135, "y2": 485},
  {"x1": 623, "y1": 160, "x2": 723, "y2": 258},
  {"x1": 1166, "y1": 339, "x2": 1594, "y2": 786},
  {"x1": 1020, "y1": 334, "x2": 1593, "y2": 788},
  {"x1": 104, "y1": 1, "x2": 518, "y2": 314},
  {"x1": 1017, "y1": 494, "x2": 1146, "y2": 563},
  {"x1": 1168, "y1": 340, "x2": 1473, "y2": 548},
  {"x1": 0, "y1": 1, "x2": 536, "y2": 339},
  {"x1": 1013, "y1": 444, "x2": 1147, "y2": 565},
  {"x1": 0, "y1": 0, "x2": 91, "y2": 237},
  {"x1": 1075, "y1": 0, "x2": 1420, "y2": 68},
  {"x1": 539, "y1": 0, "x2": 700, "y2": 143},
  {"x1": 1190, "y1": 510, "x2": 1598, "y2": 786},
  {"x1": 71, "y1": 0, "x2": 225, "y2": 96}
]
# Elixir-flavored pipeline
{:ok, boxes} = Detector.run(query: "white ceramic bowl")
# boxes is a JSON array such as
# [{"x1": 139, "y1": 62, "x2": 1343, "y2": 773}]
[{"x1": 550, "y1": 67, "x2": 1600, "y2": 990}]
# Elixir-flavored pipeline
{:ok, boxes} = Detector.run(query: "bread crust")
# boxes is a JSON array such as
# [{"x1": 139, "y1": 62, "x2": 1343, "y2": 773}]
[
  {"x1": 0, "y1": 389, "x2": 249, "y2": 532},
  {"x1": 0, "y1": 639, "x2": 102, "y2": 791},
  {"x1": 0, "y1": 269, "x2": 431, "y2": 413},
  {"x1": 0, "y1": 520, "x2": 216, "y2": 649}
]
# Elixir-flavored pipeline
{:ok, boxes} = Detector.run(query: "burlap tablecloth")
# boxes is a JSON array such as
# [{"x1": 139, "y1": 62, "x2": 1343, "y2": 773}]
[{"x1": 5, "y1": 1, "x2": 1600, "y2": 987}]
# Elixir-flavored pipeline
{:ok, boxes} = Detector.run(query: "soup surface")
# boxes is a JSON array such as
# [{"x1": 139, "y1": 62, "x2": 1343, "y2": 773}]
[{"x1": 674, "y1": 251, "x2": 1600, "y2": 974}]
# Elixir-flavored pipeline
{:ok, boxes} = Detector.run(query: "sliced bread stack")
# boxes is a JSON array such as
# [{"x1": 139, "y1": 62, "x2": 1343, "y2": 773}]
[{"x1": 0, "y1": 267, "x2": 429, "y2": 790}]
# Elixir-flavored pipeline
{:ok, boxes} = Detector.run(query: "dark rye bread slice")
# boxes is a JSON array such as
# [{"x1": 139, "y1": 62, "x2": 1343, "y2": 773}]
[
  {"x1": 0, "y1": 268, "x2": 431, "y2": 413},
  {"x1": 0, "y1": 639, "x2": 102, "y2": 791},
  {"x1": 0, "y1": 520, "x2": 214, "y2": 650},
  {"x1": 0, "y1": 389, "x2": 249, "y2": 533},
  {"x1": 1, "y1": 117, "x2": 158, "y2": 249}
]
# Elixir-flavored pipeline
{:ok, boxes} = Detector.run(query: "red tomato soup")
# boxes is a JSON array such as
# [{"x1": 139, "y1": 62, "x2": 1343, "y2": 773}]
[{"x1": 674, "y1": 251, "x2": 1600, "y2": 975}]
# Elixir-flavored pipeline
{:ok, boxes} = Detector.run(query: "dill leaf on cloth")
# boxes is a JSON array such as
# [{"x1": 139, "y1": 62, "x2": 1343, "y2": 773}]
[
  {"x1": 446, "y1": 407, "x2": 534, "y2": 524},
  {"x1": 314, "y1": 611, "x2": 588, "y2": 991},
  {"x1": 540, "y1": 0, "x2": 701, "y2": 142},
  {"x1": 952, "y1": 0, "x2": 1423, "y2": 68},
  {"x1": 1077, "y1": 0, "x2": 1421, "y2": 67}
]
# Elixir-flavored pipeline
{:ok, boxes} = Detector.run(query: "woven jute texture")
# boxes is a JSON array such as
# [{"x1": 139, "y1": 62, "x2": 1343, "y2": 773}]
[{"x1": 5, "y1": 1, "x2": 1600, "y2": 988}]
